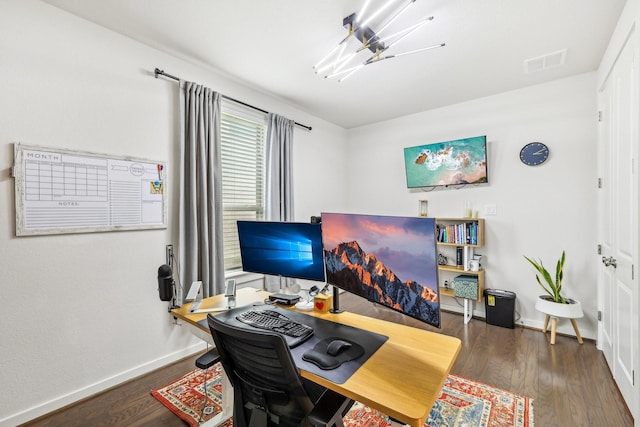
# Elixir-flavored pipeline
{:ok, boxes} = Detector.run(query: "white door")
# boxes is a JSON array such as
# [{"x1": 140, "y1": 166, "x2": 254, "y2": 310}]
[
  {"x1": 598, "y1": 29, "x2": 638, "y2": 419},
  {"x1": 597, "y1": 85, "x2": 614, "y2": 366}
]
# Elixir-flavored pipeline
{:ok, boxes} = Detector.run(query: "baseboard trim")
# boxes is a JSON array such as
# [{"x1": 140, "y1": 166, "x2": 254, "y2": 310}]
[
  {"x1": 440, "y1": 303, "x2": 594, "y2": 342},
  {"x1": 1, "y1": 343, "x2": 206, "y2": 427}
]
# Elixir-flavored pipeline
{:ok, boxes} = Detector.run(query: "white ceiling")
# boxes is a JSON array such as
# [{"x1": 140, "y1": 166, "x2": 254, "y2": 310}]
[{"x1": 42, "y1": 0, "x2": 626, "y2": 129}]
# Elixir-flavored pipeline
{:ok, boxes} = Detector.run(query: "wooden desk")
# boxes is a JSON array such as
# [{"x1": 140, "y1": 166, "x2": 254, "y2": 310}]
[
  {"x1": 171, "y1": 287, "x2": 271, "y2": 343},
  {"x1": 172, "y1": 288, "x2": 461, "y2": 427}
]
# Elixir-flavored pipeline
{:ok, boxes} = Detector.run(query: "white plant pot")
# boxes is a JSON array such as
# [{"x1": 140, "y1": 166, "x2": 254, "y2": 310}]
[
  {"x1": 535, "y1": 295, "x2": 584, "y2": 345},
  {"x1": 535, "y1": 296, "x2": 583, "y2": 319}
]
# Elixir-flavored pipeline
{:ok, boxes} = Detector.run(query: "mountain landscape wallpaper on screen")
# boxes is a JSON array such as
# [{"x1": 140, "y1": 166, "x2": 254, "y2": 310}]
[{"x1": 322, "y1": 214, "x2": 440, "y2": 327}]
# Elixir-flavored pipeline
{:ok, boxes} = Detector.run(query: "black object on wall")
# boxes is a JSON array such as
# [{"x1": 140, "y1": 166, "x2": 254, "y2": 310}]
[{"x1": 157, "y1": 264, "x2": 174, "y2": 301}]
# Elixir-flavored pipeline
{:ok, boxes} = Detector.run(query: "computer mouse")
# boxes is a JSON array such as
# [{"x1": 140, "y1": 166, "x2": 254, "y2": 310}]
[{"x1": 326, "y1": 339, "x2": 352, "y2": 356}]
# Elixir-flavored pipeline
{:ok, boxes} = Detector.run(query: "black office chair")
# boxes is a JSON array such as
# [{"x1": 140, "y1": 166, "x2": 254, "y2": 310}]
[{"x1": 198, "y1": 313, "x2": 354, "y2": 427}]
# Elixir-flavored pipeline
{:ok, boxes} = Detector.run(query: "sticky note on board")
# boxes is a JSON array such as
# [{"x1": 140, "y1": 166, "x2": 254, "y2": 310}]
[
  {"x1": 487, "y1": 295, "x2": 495, "y2": 306},
  {"x1": 150, "y1": 181, "x2": 163, "y2": 194}
]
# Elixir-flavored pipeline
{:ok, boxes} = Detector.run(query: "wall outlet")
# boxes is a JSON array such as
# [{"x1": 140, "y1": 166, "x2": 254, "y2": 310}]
[
  {"x1": 166, "y1": 244, "x2": 174, "y2": 266},
  {"x1": 484, "y1": 204, "x2": 497, "y2": 216}
]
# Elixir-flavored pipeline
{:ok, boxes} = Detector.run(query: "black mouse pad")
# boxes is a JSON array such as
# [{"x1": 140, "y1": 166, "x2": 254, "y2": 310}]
[
  {"x1": 213, "y1": 305, "x2": 389, "y2": 384},
  {"x1": 302, "y1": 337, "x2": 365, "y2": 370}
]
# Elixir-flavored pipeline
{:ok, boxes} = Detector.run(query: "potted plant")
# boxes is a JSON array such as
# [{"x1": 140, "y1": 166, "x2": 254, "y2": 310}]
[
  {"x1": 524, "y1": 250, "x2": 568, "y2": 304},
  {"x1": 524, "y1": 251, "x2": 583, "y2": 344}
]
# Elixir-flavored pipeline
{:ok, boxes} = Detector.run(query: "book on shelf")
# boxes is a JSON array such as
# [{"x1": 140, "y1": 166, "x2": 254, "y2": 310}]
[{"x1": 436, "y1": 221, "x2": 478, "y2": 245}]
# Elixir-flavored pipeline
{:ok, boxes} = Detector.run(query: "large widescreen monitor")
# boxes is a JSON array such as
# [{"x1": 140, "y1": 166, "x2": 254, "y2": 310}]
[
  {"x1": 321, "y1": 212, "x2": 441, "y2": 328},
  {"x1": 237, "y1": 220, "x2": 326, "y2": 282}
]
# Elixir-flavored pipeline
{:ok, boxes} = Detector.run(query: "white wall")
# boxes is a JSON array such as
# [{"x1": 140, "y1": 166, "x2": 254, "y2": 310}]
[
  {"x1": 346, "y1": 73, "x2": 599, "y2": 337},
  {"x1": 0, "y1": 1, "x2": 347, "y2": 425}
]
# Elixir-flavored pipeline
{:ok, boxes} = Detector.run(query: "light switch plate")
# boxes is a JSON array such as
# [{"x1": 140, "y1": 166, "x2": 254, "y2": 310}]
[{"x1": 484, "y1": 204, "x2": 497, "y2": 216}]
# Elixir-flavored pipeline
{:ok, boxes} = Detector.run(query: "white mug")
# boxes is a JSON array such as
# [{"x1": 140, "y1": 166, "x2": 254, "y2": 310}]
[{"x1": 469, "y1": 260, "x2": 480, "y2": 271}]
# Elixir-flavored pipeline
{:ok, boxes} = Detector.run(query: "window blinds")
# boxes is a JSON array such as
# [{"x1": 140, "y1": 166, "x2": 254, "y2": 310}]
[{"x1": 220, "y1": 100, "x2": 267, "y2": 270}]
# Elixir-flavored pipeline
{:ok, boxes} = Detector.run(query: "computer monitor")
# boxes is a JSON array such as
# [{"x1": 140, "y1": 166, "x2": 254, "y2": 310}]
[
  {"x1": 237, "y1": 220, "x2": 326, "y2": 282},
  {"x1": 321, "y1": 212, "x2": 441, "y2": 328}
]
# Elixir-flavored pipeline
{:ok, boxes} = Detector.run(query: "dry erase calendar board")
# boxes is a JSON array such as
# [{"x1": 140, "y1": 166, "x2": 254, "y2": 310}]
[{"x1": 13, "y1": 143, "x2": 167, "y2": 236}]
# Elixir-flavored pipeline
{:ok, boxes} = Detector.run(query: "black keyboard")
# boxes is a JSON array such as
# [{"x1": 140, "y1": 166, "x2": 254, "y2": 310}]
[{"x1": 236, "y1": 309, "x2": 313, "y2": 347}]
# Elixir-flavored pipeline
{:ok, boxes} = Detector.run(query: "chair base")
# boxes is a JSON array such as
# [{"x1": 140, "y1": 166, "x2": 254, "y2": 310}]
[{"x1": 308, "y1": 390, "x2": 354, "y2": 427}]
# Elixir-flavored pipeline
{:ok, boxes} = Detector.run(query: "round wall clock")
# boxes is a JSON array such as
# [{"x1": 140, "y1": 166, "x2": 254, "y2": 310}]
[{"x1": 520, "y1": 142, "x2": 549, "y2": 166}]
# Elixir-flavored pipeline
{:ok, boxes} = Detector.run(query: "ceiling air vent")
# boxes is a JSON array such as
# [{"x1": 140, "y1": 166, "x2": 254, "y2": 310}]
[{"x1": 524, "y1": 49, "x2": 567, "y2": 74}]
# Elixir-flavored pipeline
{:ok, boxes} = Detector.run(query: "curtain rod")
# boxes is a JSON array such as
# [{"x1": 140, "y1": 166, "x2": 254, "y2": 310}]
[{"x1": 154, "y1": 68, "x2": 312, "y2": 131}]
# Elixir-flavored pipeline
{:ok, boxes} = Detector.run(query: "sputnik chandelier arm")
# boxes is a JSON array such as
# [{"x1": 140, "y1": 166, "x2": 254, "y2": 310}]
[
  {"x1": 326, "y1": 42, "x2": 444, "y2": 82},
  {"x1": 313, "y1": 23, "x2": 356, "y2": 71},
  {"x1": 377, "y1": 17, "x2": 434, "y2": 49},
  {"x1": 365, "y1": 42, "x2": 446, "y2": 65},
  {"x1": 315, "y1": 0, "x2": 445, "y2": 82},
  {"x1": 356, "y1": 16, "x2": 434, "y2": 59},
  {"x1": 360, "y1": 0, "x2": 397, "y2": 28},
  {"x1": 376, "y1": 0, "x2": 415, "y2": 35}
]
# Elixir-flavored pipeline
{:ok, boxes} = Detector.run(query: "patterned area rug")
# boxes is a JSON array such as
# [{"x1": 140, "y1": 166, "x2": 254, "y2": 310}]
[{"x1": 151, "y1": 364, "x2": 534, "y2": 426}]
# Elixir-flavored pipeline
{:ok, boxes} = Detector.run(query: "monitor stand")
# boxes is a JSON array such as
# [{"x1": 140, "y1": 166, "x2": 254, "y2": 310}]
[{"x1": 330, "y1": 285, "x2": 343, "y2": 313}]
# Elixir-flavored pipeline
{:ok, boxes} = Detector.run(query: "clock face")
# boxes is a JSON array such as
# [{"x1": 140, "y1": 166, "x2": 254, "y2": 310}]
[{"x1": 520, "y1": 142, "x2": 549, "y2": 166}]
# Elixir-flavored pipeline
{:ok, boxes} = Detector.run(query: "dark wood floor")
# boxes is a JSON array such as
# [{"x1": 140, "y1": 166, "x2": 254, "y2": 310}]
[{"x1": 22, "y1": 293, "x2": 633, "y2": 427}]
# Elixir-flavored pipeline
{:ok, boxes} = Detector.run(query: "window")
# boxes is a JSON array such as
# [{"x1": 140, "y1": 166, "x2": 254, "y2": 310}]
[{"x1": 221, "y1": 100, "x2": 267, "y2": 270}]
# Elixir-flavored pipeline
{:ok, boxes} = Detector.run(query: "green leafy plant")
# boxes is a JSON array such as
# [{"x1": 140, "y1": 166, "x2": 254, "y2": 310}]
[{"x1": 524, "y1": 251, "x2": 567, "y2": 304}]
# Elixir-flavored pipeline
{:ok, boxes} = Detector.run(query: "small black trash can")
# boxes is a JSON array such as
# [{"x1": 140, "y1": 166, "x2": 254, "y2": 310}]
[{"x1": 484, "y1": 289, "x2": 516, "y2": 329}]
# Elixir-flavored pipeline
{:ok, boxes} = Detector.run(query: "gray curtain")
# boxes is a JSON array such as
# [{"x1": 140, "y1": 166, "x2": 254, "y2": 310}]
[
  {"x1": 264, "y1": 113, "x2": 295, "y2": 291},
  {"x1": 178, "y1": 81, "x2": 224, "y2": 299},
  {"x1": 265, "y1": 113, "x2": 295, "y2": 221}
]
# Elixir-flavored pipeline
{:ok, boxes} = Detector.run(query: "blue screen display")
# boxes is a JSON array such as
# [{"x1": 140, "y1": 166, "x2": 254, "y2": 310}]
[{"x1": 237, "y1": 221, "x2": 326, "y2": 282}]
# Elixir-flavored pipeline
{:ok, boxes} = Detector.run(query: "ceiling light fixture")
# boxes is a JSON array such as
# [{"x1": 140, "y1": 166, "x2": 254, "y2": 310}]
[{"x1": 314, "y1": 0, "x2": 445, "y2": 82}]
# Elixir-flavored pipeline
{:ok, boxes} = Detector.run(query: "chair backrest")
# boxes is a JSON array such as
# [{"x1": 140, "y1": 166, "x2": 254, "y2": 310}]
[{"x1": 207, "y1": 314, "x2": 315, "y2": 427}]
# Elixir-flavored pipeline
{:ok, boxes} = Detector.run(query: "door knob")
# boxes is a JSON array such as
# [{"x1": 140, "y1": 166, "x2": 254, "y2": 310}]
[{"x1": 602, "y1": 256, "x2": 617, "y2": 268}]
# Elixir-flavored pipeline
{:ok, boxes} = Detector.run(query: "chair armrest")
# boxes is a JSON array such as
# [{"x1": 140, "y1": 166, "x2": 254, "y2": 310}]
[
  {"x1": 307, "y1": 389, "x2": 354, "y2": 426},
  {"x1": 195, "y1": 348, "x2": 220, "y2": 370}
]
